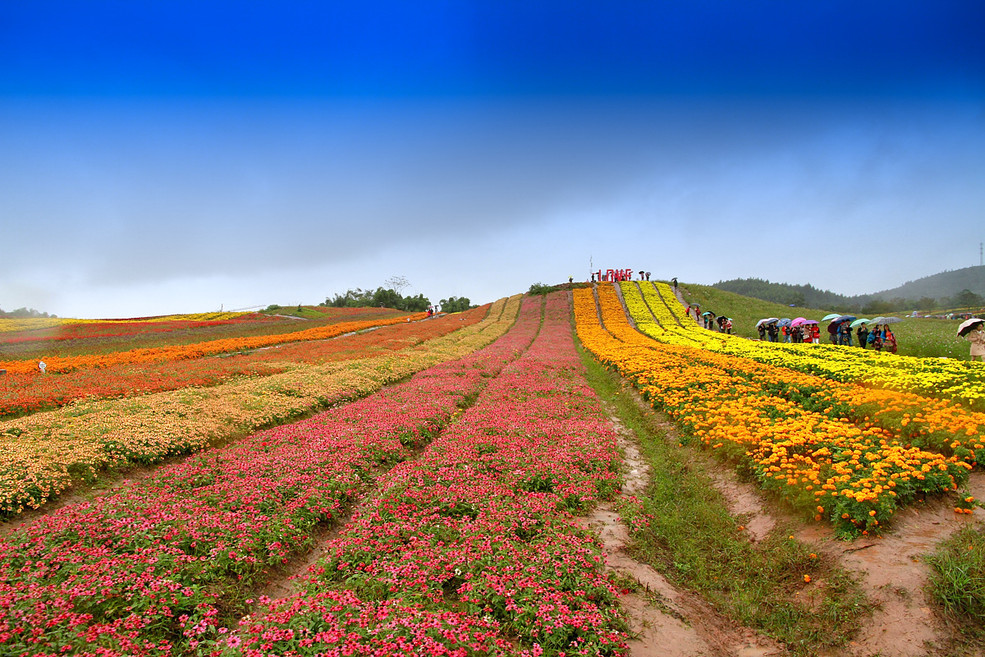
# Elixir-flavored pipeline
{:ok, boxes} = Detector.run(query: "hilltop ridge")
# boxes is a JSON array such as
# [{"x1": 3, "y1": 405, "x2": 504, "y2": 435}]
[{"x1": 715, "y1": 265, "x2": 985, "y2": 312}]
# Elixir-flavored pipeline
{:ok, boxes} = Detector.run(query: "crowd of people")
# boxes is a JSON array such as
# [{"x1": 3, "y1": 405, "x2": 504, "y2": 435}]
[
  {"x1": 756, "y1": 321, "x2": 820, "y2": 344},
  {"x1": 746, "y1": 317, "x2": 899, "y2": 352}
]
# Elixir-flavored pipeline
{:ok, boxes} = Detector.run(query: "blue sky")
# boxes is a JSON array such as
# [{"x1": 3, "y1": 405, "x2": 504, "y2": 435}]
[{"x1": 2, "y1": 1, "x2": 983, "y2": 318}]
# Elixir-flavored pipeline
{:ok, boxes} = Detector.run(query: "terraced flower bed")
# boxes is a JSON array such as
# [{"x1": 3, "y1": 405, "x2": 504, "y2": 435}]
[
  {"x1": 0, "y1": 297, "x2": 540, "y2": 656},
  {"x1": 575, "y1": 285, "x2": 977, "y2": 536},
  {"x1": 0, "y1": 298, "x2": 519, "y2": 514}
]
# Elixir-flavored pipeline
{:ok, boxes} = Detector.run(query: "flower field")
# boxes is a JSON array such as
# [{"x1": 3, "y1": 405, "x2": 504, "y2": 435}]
[
  {"x1": 3, "y1": 284, "x2": 983, "y2": 655},
  {"x1": 0, "y1": 299, "x2": 517, "y2": 514},
  {"x1": 226, "y1": 293, "x2": 625, "y2": 656},
  {"x1": 0, "y1": 293, "x2": 629, "y2": 657},
  {"x1": 625, "y1": 281, "x2": 985, "y2": 412},
  {"x1": 574, "y1": 283, "x2": 982, "y2": 536},
  {"x1": 0, "y1": 311, "x2": 428, "y2": 375},
  {"x1": 0, "y1": 305, "x2": 489, "y2": 419}
]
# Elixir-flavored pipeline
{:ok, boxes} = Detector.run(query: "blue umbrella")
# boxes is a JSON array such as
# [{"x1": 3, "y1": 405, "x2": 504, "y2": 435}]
[{"x1": 778, "y1": 318, "x2": 792, "y2": 327}]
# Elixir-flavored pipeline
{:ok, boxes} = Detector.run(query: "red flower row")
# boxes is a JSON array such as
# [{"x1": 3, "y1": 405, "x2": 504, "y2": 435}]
[{"x1": 229, "y1": 294, "x2": 627, "y2": 656}]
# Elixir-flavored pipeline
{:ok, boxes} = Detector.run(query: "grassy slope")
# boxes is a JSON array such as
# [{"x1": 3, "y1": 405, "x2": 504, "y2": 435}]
[{"x1": 677, "y1": 281, "x2": 970, "y2": 360}]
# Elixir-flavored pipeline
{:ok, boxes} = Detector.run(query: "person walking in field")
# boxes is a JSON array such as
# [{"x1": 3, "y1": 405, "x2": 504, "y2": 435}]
[{"x1": 38, "y1": 360, "x2": 46, "y2": 374}]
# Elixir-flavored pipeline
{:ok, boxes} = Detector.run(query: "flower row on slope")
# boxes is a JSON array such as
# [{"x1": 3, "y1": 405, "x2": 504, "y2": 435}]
[
  {"x1": 0, "y1": 312, "x2": 427, "y2": 374},
  {"x1": 630, "y1": 281, "x2": 985, "y2": 411},
  {"x1": 222, "y1": 292, "x2": 627, "y2": 657},
  {"x1": 0, "y1": 315, "x2": 270, "y2": 346},
  {"x1": 576, "y1": 286, "x2": 970, "y2": 537},
  {"x1": 0, "y1": 298, "x2": 520, "y2": 515},
  {"x1": 623, "y1": 282, "x2": 985, "y2": 464},
  {"x1": 0, "y1": 305, "x2": 490, "y2": 419},
  {"x1": 0, "y1": 297, "x2": 541, "y2": 657}
]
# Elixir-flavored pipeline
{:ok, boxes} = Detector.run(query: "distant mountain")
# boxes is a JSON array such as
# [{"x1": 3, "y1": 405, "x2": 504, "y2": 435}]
[
  {"x1": 868, "y1": 266, "x2": 985, "y2": 302},
  {"x1": 714, "y1": 266, "x2": 985, "y2": 313}
]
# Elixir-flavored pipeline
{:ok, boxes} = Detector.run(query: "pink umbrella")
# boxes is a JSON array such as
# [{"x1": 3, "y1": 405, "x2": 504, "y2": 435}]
[{"x1": 790, "y1": 317, "x2": 808, "y2": 327}]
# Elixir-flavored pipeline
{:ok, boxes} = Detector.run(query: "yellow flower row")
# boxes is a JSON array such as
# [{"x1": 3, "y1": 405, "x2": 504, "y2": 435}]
[
  {"x1": 0, "y1": 318, "x2": 68, "y2": 333},
  {"x1": 625, "y1": 281, "x2": 985, "y2": 411},
  {"x1": 0, "y1": 296, "x2": 522, "y2": 515},
  {"x1": 620, "y1": 282, "x2": 985, "y2": 462},
  {"x1": 575, "y1": 286, "x2": 970, "y2": 536}
]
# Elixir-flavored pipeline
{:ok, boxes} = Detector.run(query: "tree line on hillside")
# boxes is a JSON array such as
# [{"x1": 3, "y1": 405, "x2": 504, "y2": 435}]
[
  {"x1": 713, "y1": 278, "x2": 984, "y2": 314},
  {"x1": 322, "y1": 287, "x2": 472, "y2": 313},
  {"x1": 0, "y1": 307, "x2": 56, "y2": 319}
]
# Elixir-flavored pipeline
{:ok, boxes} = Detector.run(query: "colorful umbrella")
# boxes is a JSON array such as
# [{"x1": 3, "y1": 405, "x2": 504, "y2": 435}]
[
  {"x1": 790, "y1": 317, "x2": 808, "y2": 327},
  {"x1": 822, "y1": 313, "x2": 841, "y2": 321},
  {"x1": 849, "y1": 318, "x2": 871, "y2": 328}
]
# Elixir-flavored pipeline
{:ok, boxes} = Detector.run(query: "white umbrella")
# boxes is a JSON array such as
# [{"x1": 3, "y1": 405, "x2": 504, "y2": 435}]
[{"x1": 957, "y1": 317, "x2": 985, "y2": 337}]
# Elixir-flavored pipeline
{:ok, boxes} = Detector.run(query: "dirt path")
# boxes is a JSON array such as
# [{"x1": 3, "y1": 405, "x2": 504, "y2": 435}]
[
  {"x1": 806, "y1": 473, "x2": 985, "y2": 657},
  {"x1": 579, "y1": 404, "x2": 787, "y2": 657}
]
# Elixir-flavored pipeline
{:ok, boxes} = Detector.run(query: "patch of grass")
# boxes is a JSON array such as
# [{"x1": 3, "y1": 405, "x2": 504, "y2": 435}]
[
  {"x1": 926, "y1": 524, "x2": 985, "y2": 649},
  {"x1": 676, "y1": 282, "x2": 837, "y2": 341},
  {"x1": 527, "y1": 282, "x2": 591, "y2": 296},
  {"x1": 577, "y1": 341, "x2": 870, "y2": 655}
]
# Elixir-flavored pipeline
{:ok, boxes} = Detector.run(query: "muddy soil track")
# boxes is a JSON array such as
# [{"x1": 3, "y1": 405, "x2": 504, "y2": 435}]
[{"x1": 580, "y1": 405, "x2": 785, "y2": 657}]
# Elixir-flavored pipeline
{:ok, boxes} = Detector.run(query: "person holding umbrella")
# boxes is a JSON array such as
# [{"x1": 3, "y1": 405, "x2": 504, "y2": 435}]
[{"x1": 958, "y1": 318, "x2": 985, "y2": 361}]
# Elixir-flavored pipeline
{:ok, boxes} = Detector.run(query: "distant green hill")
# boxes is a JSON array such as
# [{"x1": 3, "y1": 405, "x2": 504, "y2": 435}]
[
  {"x1": 714, "y1": 266, "x2": 985, "y2": 313},
  {"x1": 870, "y1": 266, "x2": 985, "y2": 302}
]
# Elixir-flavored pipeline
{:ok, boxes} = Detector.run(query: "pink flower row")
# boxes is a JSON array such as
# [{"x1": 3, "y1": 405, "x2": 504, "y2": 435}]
[
  {"x1": 0, "y1": 301, "x2": 544, "y2": 656},
  {"x1": 225, "y1": 294, "x2": 628, "y2": 657}
]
